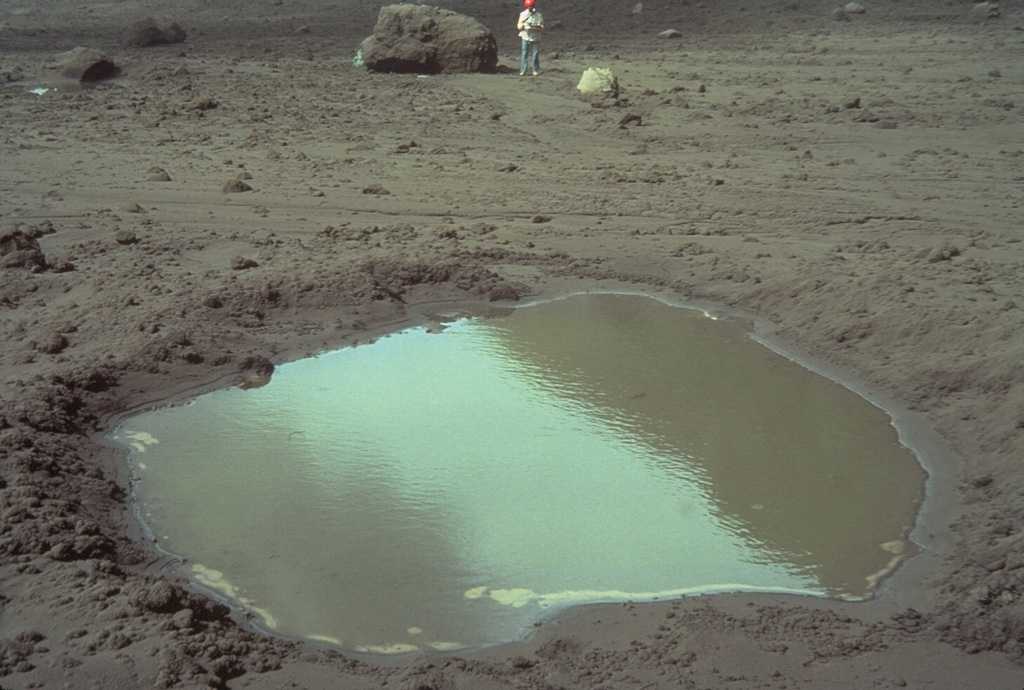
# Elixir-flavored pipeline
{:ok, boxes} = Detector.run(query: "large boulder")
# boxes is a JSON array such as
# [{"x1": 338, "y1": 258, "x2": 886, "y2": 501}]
[{"x1": 360, "y1": 4, "x2": 497, "y2": 74}]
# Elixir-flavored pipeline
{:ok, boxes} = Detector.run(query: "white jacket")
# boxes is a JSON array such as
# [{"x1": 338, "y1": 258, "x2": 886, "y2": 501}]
[{"x1": 518, "y1": 9, "x2": 544, "y2": 41}]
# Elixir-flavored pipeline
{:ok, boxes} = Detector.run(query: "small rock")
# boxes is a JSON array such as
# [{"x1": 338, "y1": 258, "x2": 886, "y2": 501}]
[
  {"x1": 488, "y1": 285, "x2": 521, "y2": 302},
  {"x1": 170, "y1": 608, "x2": 195, "y2": 630},
  {"x1": 222, "y1": 179, "x2": 252, "y2": 193},
  {"x1": 48, "y1": 257, "x2": 75, "y2": 273},
  {"x1": 658, "y1": 29, "x2": 682, "y2": 38},
  {"x1": 230, "y1": 256, "x2": 258, "y2": 270},
  {"x1": 191, "y1": 97, "x2": 217, "y2": 111},
  {"x1": 362, "y1": 184, "x2": 390, "y2": 195},
  {"x1": 618, "y1": 113, "x2": 643, "y2": 128},
  {"x1": 510, "y1": 655, "x2": 535, "y2": 669},
  {"x1": 169, "y1": 331, "x2": 191, "y2": 346},
  {"x1": 130, "y1": 580, "x2": 182, "y2": 614},
  {"x1": 36, "y1": 331, "x2": 69, "y2": 354},
  {"x1": 844, "y1": 2, "x2": 866, "y2": 14},
  {"x1": 971, "y1": 2, "x2": 999, "y2": 19},
  {"x1": 147, "y1": 168, "x2": 172, "y2": 182},
  {"x1": 926, "y1": 242, "x2": 960, "y2": 263},
  {"x1": 114, "y1": 229, "x2": 138, "y2": 245},
  {"x1": 123, "y1": 202, "x2": 145, "y2": 214}
]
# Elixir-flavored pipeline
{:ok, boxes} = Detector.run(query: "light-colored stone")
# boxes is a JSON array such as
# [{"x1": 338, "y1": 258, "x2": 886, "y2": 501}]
[
  {"x1": 577, "y1": 67, "x2": 619, "y2": 95},
  {"x1": 971, "y1": 2, "x2": 999, "y2": 19}
]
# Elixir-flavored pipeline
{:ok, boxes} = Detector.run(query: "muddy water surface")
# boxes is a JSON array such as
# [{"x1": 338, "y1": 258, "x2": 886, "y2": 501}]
[{"x1": 112, "y1": 293, "x2": 925, "y2": 653}]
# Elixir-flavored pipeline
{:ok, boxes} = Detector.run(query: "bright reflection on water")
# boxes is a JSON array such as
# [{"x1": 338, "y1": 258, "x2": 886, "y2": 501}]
[{"x1": 112, "y1": 293, "x2": 925, "y2": 654}]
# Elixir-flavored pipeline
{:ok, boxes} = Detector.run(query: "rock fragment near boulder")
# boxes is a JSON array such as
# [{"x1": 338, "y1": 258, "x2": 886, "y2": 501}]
[
  {"x1": 58, "y1": 47, "x2": 118, "y2": 83},
  {"x1": 360, "y1": 4, "x2": 498, "y2": 74},
  {"x1": 231, "y1": 256, "x2": 259, "y2": 270},
  {"x1": 222, "y1": 179, "x2": 252, "y2": 193},
  {"x1": 0, "y1": 228, "x2": 47, "y2": 271}
]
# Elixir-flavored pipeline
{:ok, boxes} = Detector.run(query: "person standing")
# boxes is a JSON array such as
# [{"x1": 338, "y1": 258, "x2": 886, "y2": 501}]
[{"x1": 517, "y1": 0, "x2": 544, "y2": 76}]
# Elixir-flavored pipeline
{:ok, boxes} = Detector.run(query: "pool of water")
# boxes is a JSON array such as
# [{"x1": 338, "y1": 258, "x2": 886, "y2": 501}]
[{"x1": 111, "y1": 293, "x2": 925, "y2": 654}]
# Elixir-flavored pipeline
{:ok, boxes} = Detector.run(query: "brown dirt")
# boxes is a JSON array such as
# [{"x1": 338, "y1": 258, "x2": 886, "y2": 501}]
[{"x1": 2, "y1": 0, "x2": 1024, "y2": 688}]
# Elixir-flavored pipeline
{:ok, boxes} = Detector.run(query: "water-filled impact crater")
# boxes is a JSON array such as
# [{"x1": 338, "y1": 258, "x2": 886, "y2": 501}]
[{"x1": 112, "y1": 293, "x2": 925, "y2": 654}]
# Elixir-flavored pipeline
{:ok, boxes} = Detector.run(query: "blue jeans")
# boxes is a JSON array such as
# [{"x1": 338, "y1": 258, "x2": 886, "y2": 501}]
[{"x1": 520, "y1": 39, "x2": 540, "y2": 74}]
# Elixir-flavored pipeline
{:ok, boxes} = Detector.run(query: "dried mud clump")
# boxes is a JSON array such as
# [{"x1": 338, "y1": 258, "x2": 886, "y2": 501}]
[
  {"x1": 126, "y1": 578, "x2": 229, "y2": 620},
  {"x1": 361, "y1": 257, "x2": 503, "y2": 300},
  {"x1": 12, "y1": 381, "x2": 89, "y2": 434},
  {"x1": 0, "y1": 631, "x2": 46, "y2": 675},
  {"x1": 488, "y1": 284, "x2": 522, "y2": 302}
]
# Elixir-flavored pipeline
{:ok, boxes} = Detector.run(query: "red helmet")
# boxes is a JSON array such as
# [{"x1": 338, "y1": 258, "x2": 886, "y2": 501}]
[{"x1": 524, "y1": 0, "x2": 534, "y2": 7}]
